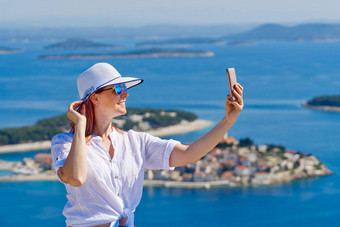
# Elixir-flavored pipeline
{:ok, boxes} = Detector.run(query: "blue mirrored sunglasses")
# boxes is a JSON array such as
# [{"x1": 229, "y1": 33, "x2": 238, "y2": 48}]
[
  {"x1": 76, "y1": 84, "x2": 127, "y2": 112},
  {"x1": 98, "y1": 83, "x2": 127, "y2": 95}
]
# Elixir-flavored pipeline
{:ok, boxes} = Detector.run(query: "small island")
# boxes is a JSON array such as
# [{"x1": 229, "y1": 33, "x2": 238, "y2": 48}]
[
  {"x1": 136, "y1": 37, "x2": 225, "y2": 47},
  {"x1": 38, "y1": 48, "x2": 214, "y2": 60},
  {"x1": 44, "y1": 39, "x2": 123, "y2": 50},
  {"x1": 227, "y1": 41, "x2": 256, "y2": 47},
  {"x1": 0, "y1": 46, "x2": 23, "y2": 54},
  {"x1": 302, "y1": 95, "x2": 340, "y2": 112}
]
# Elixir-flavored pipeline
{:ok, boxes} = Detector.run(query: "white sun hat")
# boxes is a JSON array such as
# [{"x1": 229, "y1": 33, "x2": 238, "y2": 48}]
[{"x1": 77, "y1": 62, "x2": 143, "y2": 102}]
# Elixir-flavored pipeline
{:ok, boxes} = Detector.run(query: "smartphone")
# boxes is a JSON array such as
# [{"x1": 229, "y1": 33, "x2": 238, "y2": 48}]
[{"x1": 226, "y1": 68, "x2": 238, "y2": 101}]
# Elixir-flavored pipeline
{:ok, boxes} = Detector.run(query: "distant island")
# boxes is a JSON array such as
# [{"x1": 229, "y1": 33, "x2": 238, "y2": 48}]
[
  {"x1": 0, "y1": 137, "x2": 332, "y2": 187},
  {"x1": 0, "y1": 107, "x2": 208, "y2": 147},
  {"x1": 225, "y1": 23, "x2": 340, "y2": 42},
  {"x1": 227, "y1": 41, "x2": 256, "y2": 47},
  {"x1": 136, "y1": 37, "x2": 225, "y2": 47},
  {"x1": 38, "y1": 48, "x2": 214, "y2": 60},
  {"x1": 302, "y1": 95, "x2": 340, "y2": 112},
  {"x1": 0, "y1": 46, "x2": 23, "y2": 54},
  {"x1": 44, "y1": 38, "x2": 123, "y2": 50}
]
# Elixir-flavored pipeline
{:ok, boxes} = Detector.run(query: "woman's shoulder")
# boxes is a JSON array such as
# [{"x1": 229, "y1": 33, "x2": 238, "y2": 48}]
[
  {"x1": 51, "y1": 131, "x2": 74, "y2": 145},
  {"x1": 124, "y1": 129, "x2": 151, "y2": 141}
]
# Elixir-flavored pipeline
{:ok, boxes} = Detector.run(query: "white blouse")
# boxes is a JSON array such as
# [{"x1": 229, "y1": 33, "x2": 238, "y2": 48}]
[{"x1": 51, "y1": 129, "x2": 179, "y2": 227}]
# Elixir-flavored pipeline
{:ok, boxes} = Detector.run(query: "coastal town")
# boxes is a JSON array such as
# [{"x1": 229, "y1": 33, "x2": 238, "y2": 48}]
[{"x1": 0, "y1": 135, "x2": 331, "y2": 188}]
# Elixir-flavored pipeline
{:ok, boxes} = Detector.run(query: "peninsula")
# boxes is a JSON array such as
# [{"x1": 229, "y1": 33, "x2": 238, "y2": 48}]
[
  {"x1": 38, "y1": 48, "x2": 214, "y2": 60},
  {"x1": 302, "y1": 95, "x2": 340, "y2": 112},
  {"x1": 0, "y1": 107, "x2": 212, "y2": 152},
  {"x1": 0, "y1": 137, "x2": 331, "y2": 188},
  {"x1": 44, "y1": 38, "x2": 123, "y2": 50}
]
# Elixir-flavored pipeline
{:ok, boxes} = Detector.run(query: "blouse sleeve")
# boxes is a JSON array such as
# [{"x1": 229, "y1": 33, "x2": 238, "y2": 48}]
[
  {"x1": 51, "y1": 132, "x2": 73, "y2": 174},
  {"x1": 142, "y1": 132, "x2": 180, "y2": 170}
]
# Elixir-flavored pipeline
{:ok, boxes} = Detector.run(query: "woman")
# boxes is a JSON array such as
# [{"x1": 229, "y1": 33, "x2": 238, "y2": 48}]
[{"x1": 51, "y1": 62, "x2": 244, "y2": 227}]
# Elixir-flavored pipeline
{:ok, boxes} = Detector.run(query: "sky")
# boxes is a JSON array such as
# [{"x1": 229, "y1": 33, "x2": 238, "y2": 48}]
[{"x1": 1, "y1": 0, "x2": 340, "y2": 27}]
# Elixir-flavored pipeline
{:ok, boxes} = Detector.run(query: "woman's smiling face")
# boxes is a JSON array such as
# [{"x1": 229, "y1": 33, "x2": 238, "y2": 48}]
[{"x1": 92, "y1": 84, "x2": 129, "y2": 118}]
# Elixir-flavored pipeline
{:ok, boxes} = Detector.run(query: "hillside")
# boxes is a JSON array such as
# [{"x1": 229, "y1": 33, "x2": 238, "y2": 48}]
[{"x1": 225, "y1": 23, "x2": 340, "y2": 42}]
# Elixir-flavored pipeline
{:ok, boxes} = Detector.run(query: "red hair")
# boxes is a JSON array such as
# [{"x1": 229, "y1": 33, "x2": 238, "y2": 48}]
[
  {"x1": 70, "y1": 98, "x2": 95, "y2": 143},
  {"x1": 70, "y1": 95, "x2": 124, "y2": 143}
]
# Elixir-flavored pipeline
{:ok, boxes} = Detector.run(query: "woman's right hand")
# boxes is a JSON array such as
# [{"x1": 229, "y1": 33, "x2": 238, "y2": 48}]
[{"x1": 67, "y1": 101, "x2": 86, "y2": 125}]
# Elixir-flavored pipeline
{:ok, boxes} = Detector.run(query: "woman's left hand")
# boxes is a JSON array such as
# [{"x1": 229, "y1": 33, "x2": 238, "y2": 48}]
[{"x1": 225, "y1": 83, "x2": 244, "y2": 124}]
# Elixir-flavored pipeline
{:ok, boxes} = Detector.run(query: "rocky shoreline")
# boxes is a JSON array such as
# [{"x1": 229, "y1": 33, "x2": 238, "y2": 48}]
[
  {"x1": 302, "y1": 103, "x2": 340, "y2": 112},
  {"x1": 0, "y1": 136, "x2": 332, "y2": 188}
]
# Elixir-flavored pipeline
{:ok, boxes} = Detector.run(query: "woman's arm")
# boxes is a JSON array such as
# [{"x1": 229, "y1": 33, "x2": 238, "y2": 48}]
[
  {"x1": 57, "y1": 101, "x2": 88, "y2": 187},
  {"x1": 169, "y1": 83, "x2": 244, "y2": 167}
]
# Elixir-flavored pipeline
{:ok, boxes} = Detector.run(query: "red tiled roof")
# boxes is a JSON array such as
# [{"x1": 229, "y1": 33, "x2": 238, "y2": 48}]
[
  {"x1": 222, "y1": 171, "x2": 234, "y2": 177},
  {"x1": 34, "y1": 153, "x2": 51, "y2": 159},
  {"x1": 239, "y1": 157, "x2": 248, "y2": 162},
  {"x1": 255, "y1": 171, "x2": 268, "y2": 175},
  {"x1": 224, "y1": 160, "x2": 235, "y2": 165},
  {"x1": 220, "y1": 137, "x2": 238, "y2": 144},
  {"x1": 235, "y1": 165, "x2": 247, "y2": 170}
]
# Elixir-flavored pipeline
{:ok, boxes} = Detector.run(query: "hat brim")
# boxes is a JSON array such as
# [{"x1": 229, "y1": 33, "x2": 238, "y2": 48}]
[
  {"x1": 81, "y1": 77, "x2": 143, "y2": 102},
  {"x1": 98, "y1": 77, "x2": 143, "y2": 90},
  {"x1": 76, "y1": 77, "x2": 143, "y2": 112}
]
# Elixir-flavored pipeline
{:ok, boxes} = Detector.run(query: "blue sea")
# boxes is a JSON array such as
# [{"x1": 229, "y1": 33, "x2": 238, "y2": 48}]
[{"x1": 1, "y1": 38, "x2": 340, "y2": 226}]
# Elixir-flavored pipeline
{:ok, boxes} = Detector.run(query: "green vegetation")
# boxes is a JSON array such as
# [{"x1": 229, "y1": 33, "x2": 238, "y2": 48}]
[
  {"x1": 44, "y1": 39, "x2": 121, "y2": 50},
  {"x1": 0, "y1": 115, "x2": 69, "y2": 145},
  {"x1": 0, "y1": 108, "x2": 198, "y2": 145},
  {"x1": 306, "y1": 95, "x2": 340, "y2": 107},
  {"x1": 238, "y1": 138, "x2": 254, "y2": 147}
]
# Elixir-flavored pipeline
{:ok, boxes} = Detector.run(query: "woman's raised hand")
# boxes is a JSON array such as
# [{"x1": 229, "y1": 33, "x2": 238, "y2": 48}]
[
  {"x1": 225, "y1": 83, "x2": 244, "y2": 124},
  {"x1": 67, "y1": 101, "x2": 86, "y2": 125}
]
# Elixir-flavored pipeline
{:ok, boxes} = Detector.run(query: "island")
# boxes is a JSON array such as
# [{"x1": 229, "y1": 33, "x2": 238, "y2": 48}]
[
  {"x1": 136, "y1": 37, "x2": 225, "y2": 47},
  {"x1": 302, "y1": 95, "x2": 340, "y2": 112},
  {"x1": 44, "y1": 38, "x2": 123, "y2": 50},
  {"x1": 0, "y1": 46, "x2": 23, "y2": 54},
  {"x1": 224, "y1": 23, "x2": 340, "y2": 42},
  {"x1": 227, "y1": 41, "x2": 256, "y2": 47},
  {"x1": 38, "y1": 48, "x2": 214, "y2": 60},
  {"x1": 0, "y1": 137, "x2": 331, "y2": 187},
  {"x1": 0, "y1": 107, "x2": 212, "y2": 152}
]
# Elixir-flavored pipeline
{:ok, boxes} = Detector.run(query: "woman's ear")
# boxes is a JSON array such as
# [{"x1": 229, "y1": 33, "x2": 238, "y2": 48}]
[{"x1": 90, "y1": 94, "x2": 99, "y2": 105}]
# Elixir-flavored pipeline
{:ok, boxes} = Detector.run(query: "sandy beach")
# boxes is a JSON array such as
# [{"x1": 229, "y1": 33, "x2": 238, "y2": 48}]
[
  {"x1": 0, "y1": 119, "x2": 212, "y2": 154},
  {"x1": 146, "y1": 119, "x2": 212, "y2": 137}
]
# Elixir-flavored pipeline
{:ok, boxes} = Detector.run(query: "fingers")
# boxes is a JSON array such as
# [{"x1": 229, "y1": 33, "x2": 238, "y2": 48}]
[
  {"x1": 69, "y1": 101, "x2": 83, "y2": 111},
  {"x1": 230, "y1": 100, "x2": 243, "y2": 111},
  {"x1": 232, "y1": 90, "x2": 243, "y2": 105},
  {"x1": 233, "y1": 83, "x2": 243, "y2": 96},
  {"x1": 67, "y1": 101, "x2": 86, "y2": 124}
]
